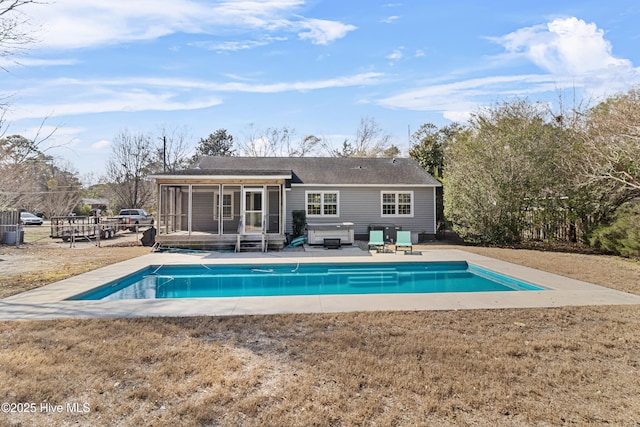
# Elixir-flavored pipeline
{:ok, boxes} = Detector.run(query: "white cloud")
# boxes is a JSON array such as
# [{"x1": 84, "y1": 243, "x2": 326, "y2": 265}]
[
  {"x1": 52, "y1": 71, "x2": 383, "y2": 93},
  {"x1": 24, "y1": 0, "x2": 354, "y2": 51},
  {"x1": 21, "y1": 124, "x2": 80, "y2": 139},
  {"x1": 27, "y1": 0, "x2": 201, "y2": 49},
  {"x1": 387, "y1": 49, "x2": 404, "y2": 61},
  {"x1": 378, "y1": 17, "x2": 640, "y2": 120},
  {"x1": 0, "y1": 57, "x2": 80, "y2": 68},
  {"x1": 297, "y1": 18, "x2": 357, "y2": 45},
  {"x1": 377, "y1": 74, "x2": 570, "y2": 117},
  {"x1": 192, "y1": 36, "x2": 288, "y2": 52},
  {"x1": 381, "y1": 16, "x2": 399, "y2": 24},
  {"x1": 91, "y1": 140, "x2": 111, "y2": 150},
  {"x1": 221, "y1": 73, "x2": 258, "y2": 82},
  {"x1": 192, "y1": 40, "x2": 272, "y2": 52},
  {"x1": 18, "y1": 125, "x2": 84, "y2": 153},
  {"x1": 9, "y1": 91, "x2": 224, "y2": 121},
  {"x1": 442, "y1": 111, "x2": 471, "y2": 122},
  {"x1": 494, "y1": 17, "x2": 632, "y2": 76},
  {"x1": 6, "y1": 72, "x2": 384, "y2": 120}
]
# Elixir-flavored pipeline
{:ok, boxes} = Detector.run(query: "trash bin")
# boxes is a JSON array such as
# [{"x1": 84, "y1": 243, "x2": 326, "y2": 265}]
[{"x1": 2, "y1": 230, "x2": 24, "y2": 245}]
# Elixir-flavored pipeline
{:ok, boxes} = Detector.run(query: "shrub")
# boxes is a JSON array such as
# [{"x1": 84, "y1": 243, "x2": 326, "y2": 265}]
[
  {"x1": 443, "y1": 99, "x2": 573, "y2": 245},
  {"x1": 589, "y1": 203, "x2": 640, "y2": 258},
  {"x1": 75, "y1": 204, "x2": 93, "y2": 216}
]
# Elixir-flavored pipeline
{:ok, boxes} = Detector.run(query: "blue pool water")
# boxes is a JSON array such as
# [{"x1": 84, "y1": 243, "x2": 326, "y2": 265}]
[{"x1": 68, "y1": 262, "x2": 543, "y2": 300}]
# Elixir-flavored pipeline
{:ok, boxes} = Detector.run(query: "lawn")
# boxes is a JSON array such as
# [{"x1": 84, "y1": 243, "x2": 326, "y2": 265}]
[{"x1": 1, "y1": 239, "x2": 639, "y2": 426}]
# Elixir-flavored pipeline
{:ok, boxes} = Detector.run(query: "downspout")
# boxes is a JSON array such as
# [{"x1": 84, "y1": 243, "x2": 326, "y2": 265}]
[{"x1": 433, "y1": 186, "x2": 437, "y2": 235}]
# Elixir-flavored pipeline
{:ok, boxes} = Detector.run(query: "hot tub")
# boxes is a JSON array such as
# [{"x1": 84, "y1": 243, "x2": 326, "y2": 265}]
[{"x1": 306, "y1": 222, "x2": 355, "y2": 245}]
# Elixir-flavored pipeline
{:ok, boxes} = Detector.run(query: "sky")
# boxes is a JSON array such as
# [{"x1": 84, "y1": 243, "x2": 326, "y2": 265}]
[{"x1": 2, "y1": 0, "x2": 640, "y2": 183}]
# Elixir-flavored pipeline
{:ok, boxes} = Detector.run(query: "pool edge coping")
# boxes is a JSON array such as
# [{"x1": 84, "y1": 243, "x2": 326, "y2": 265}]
[{"x1": 2, "y1": 249, "x2": 640, "y2": 320}]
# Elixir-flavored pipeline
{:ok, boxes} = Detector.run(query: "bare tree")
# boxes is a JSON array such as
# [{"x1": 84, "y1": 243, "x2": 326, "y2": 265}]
[
  {"x1": 324, "y1": 116, "x2": 393, "y2": 157},
  {"x1": 1, "y1": 0, "x2": 42, "y2": 128},
  {"x1": 238, "y1": 124, "x2": 271, "y2": 157},
  {"x1": 293, "y1": 134, "x2": 321, "y2": 157},
  {"x1": 0, "y1": 0, "x2": 47, "y2": 208},
  {"x1": 0, "y1": 134, "x2": 41, "y2": 208},
  {"x1": 579, "y1": 86, "x2": 640, "y2": 195},
  {"x1": 105, "y1": 129, "x2": 156, "y2": 211},
  {"x1": 0, "y1": 134, "x2": 81, "y2": 213},
  {"x1": 0, "y1": 0, "x2": 41, "y2": 69},
  {"x1": 38, "y1": 159, "x2": 82, "y2": 217},
  {"x1": 239, "y1": 125, "x2": 319, "y2": 157},
  {"x1": 156, "y1": 125, "x2": 194, "y2": 172}
]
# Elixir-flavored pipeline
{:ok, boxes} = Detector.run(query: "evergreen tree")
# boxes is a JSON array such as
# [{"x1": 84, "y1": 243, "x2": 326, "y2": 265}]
[{"x1": 192, "y1": 129, "x2": 236, "y2": 161}]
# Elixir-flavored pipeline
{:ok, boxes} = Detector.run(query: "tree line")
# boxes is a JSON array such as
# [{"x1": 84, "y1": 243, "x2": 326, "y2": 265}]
[
  {"x1": 0, "y1": 117, "x2": 400, "y2": 215},
  {"x1": 2, "y1": 86, "x2": 638, "y2": 258},
  {"x1": 408, "y1": 88, "x2": 640, "y2": 256},
  {"x1": 103, "y1": 117, "x2": 400, "y2": 211}
]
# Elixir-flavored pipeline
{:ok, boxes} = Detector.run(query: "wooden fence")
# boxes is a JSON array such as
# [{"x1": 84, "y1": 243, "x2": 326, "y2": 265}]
[
  {"x1": 521, "y1": 209, "x2": 595, "y2": 243},
  {"x1": 0, "y1": 210, "x2": 19, "y2": 244}
]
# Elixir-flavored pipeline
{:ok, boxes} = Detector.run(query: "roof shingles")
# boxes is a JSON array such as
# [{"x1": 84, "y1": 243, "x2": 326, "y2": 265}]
[{"x1": 170, "y1": 157, "x2": 441, "y2": 186}]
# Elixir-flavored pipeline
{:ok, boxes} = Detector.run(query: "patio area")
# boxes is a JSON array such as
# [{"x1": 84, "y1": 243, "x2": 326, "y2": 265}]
[{"x1": 2, "y1": 247, "x2": 640, "y2": 321}]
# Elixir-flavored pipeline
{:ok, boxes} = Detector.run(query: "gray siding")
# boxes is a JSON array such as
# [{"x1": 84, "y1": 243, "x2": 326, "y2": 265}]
[{"x1": 285, "y1": 186, "x2": 436, "y2": 237}]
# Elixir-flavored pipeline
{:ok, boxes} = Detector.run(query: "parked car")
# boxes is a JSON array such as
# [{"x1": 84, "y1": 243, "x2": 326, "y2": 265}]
[
  {"x1": 115, "y1": 209, "x2": 154, "y2": 231},
  {"x1": 20, "y1": 211, "x2": 43, "y2": 226}
]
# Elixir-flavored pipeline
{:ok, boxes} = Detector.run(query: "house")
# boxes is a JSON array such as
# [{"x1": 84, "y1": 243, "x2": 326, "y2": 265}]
[
  {"x1": 150, "y1": 157, "x2": 441, "y2": 250},
  {"x1": 77, "y1": 198, "x2": 109, "y2": 215}
]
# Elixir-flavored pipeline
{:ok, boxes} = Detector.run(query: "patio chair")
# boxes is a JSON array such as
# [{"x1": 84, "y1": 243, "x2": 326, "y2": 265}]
[
  {"x1": 368, "y1": 230, "x2": 385, "y2": 252},
  {"x1": 395, "y1": 231, "x2": 412, "y2": 254}
]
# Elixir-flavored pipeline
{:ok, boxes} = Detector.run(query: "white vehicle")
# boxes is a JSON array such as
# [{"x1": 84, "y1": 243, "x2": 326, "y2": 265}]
[{"x1": 20, "y1": 212, "x2": 43, "y2": 226}]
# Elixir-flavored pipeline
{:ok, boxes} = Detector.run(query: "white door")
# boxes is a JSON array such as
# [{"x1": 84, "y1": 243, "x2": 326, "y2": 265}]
[{"x1": 243, "y1": 188, "x2": 264, "y2": 234}]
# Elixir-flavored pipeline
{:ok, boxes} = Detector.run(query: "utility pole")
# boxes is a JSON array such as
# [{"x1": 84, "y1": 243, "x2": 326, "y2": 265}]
[{"x1": 163, "y1": 136, "x2": 167, "y2": 172}]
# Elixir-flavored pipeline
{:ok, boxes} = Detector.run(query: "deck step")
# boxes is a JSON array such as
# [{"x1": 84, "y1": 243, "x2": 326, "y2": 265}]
[
  {"x1": 240, "y1": 243, "x2": 263, "y2": 252},
  {"x1": 237, "y1": 236, "x2": 266, "y2": 252}
]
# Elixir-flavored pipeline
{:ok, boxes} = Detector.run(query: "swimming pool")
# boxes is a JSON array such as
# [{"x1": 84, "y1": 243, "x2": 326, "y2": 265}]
[{"x1": 68, "y1": 261, "x2": 543, "y2": 300}]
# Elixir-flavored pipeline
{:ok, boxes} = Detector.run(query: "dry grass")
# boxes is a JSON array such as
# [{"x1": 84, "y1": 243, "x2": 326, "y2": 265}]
[
  {"x1": 1, "y1": 236, "x2": 640, "y2": 426},
  {"x1": 0, "y1": 244, "x2": 149, "y2": 299},
  {"x1": 435, "y1": 244, "x2": 640, "y2": 295},
  {"x1": 1, "y1": 308, "x2": 639, "y2": 426}
]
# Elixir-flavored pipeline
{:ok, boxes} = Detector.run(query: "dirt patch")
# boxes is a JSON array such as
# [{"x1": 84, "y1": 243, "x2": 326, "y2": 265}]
[{"x1": 0, "y1": 233, "x2": 150, "y2": 299}]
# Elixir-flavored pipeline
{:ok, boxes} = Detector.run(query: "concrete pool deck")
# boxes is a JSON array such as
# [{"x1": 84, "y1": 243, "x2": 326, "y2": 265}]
[{"x1": 2, "y1": 248, "x2": 639, "y2": 320}]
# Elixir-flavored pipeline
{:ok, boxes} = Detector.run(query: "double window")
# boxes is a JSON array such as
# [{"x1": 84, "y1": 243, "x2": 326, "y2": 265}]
[
  {"x1": 381, "y1": 191, "x2": 413, "y2": 217},
  {"x1": 306, "y1": 191, "x2": 339, "y2": 217},
  {"x1": 304, "y1": 190, "x2": 412, "y2": 217}
]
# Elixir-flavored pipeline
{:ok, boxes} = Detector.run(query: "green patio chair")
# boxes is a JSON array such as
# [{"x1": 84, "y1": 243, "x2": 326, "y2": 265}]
[
  {"x1": 368, "y1": 230, "x2": 385, "y2": 252},
  {"x1": 395, "y1": 231, "x2": 412, "y2": 254}
]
